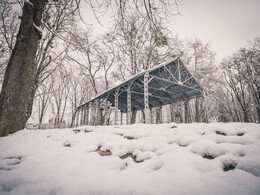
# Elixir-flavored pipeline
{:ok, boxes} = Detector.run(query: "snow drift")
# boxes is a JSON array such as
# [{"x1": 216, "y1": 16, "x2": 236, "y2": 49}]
[{"x1": 0, "y1": 123, "x2": 260, "y2": 195}]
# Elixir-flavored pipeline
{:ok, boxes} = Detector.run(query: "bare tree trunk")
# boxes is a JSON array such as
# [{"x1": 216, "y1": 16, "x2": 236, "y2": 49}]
[
  {"x1": 200, "y1": 99, "x2": 206, "y2": 122},
  {"x1": 142, "y1": 110, "x2": 145, "y2": 123},
  {"x1": 131, "y1": 110, "x2": 137, "y2": 124},
  {"x1": 0, "y1": 0, "x2": 45, "y2": 136},
  {"x1": 175, "y1": 111, "x2": 183, "y2": 123},
  {"x1": 155, "y1": 107, "x2": 163, "y2": 124},
  {"x1": 70, "y1": 111, "x2": 77, "y2": 128},
  {"x1": 243, "y1": 109, "x2": 250, "y2": 122}
]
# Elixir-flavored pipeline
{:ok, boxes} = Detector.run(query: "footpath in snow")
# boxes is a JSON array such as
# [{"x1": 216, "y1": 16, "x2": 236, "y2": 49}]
[{"x1": 0, "y1": 123, "x2": 260, "y2": 195}]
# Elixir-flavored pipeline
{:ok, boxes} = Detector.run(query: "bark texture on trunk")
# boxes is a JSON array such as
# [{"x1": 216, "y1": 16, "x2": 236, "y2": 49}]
[{"x1": 0, "y1": 0, "x2": 45, "y2": 136}]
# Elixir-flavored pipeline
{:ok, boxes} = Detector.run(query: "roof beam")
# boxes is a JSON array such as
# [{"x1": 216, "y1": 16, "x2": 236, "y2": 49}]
[
  {"x1": 151, "y1": 75, "x2": 202, "y2": 93},
  {"x1": 130, "y1": 90, "x2": 171, "y2": 101},
  {"x1": 163, "y1": 65, "x2": 179, "y2": 82}
]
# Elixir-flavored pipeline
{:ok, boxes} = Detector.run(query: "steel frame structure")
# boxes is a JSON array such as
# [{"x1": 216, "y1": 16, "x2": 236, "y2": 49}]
[{"x1": 76, "y1": 57, "x2": 204, "y2": 126}]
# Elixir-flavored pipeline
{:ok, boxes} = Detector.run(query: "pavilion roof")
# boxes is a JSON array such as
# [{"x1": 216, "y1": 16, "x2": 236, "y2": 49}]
[{"x1": 77, "y1": 57, "x2": 203, "y2": 113}]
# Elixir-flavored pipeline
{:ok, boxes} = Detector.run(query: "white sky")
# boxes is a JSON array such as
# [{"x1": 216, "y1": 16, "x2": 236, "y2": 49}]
[
  {"x1": 172, "y1": 0, "x2": 260, "y2": 62},
  {"x1": 82, "y1": 0, "x2": 260, "y2": 62}
]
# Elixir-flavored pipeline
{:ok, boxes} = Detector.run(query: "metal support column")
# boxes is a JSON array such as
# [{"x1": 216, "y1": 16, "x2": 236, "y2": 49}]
[
  {"x1": 104, "y1": 99, "x2": 108, "y2": 125},
  {"x1": 82, "y1": 106, "x2": 85, "y2": 125},
  {"x1": 114, "y1": 89, "x2": 119, "y2": 125},
  {"x1": 85, "y1": 105, "x2": 89, "y2": 125},
  {"x1": 83, "y1": 105, "x2": 88, "y2": 125},
  {"x1": 144, "y1": 72, "x2": 150, "y2": 123},
  {"x1": 78, "y1": 108, "x2": 81, "y2": 126},
  {"x1": 90, "y1": 102, "x2": 95, "y2": 125},
  {"x1": 83, "y1": 106, "x2": 87, "y2": 125},
  {"x1": 96, "y1": 100, "x2": 101, "y2": 125},
  {"x1": 127, "y1": 85, "x2": 131, "y2": 125},
  {"x1": 203, "y1": 95, "x2": 209, "y2": 123}
]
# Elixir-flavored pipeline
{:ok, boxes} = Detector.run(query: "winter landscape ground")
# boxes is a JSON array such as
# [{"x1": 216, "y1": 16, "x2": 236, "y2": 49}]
[{"x1": 0, "y1": 123, "x2": 260, "y2": 195}]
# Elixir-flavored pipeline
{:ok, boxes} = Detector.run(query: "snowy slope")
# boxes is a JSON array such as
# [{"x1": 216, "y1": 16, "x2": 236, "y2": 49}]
[{"x1": 0, "y1": 123, "x2": 260, "y2": 195}]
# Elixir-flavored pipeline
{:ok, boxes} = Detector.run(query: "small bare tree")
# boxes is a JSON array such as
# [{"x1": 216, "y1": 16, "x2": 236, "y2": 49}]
[
  {"x1": 50, "y1": 68, "x2": 70, "y2": 128},
  {"x1": 68, "y1": 29, "x2": 103, "y2": 95},
  {"x1": 35, "y1": 79, "x2": 53, "y2": 127},
  {"x1": 181, "y1": 39, "x2": 217, "y2": 122},
  {"x1": 67, "y1": 70, "x2": 93, "y2": 127},
  {"x1": 0, "y1": 0, "x2": 19, "y2": 78}
]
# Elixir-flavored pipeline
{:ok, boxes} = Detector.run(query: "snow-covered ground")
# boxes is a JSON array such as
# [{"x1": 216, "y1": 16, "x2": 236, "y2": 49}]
[{"x1": 0, "y1": 123, "x2": 260, "y2": 195}]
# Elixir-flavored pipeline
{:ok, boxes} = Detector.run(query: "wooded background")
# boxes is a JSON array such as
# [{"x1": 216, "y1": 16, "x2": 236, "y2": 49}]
[{"x1": 0, "y1": 0, "x2": 259, "y2": 133}]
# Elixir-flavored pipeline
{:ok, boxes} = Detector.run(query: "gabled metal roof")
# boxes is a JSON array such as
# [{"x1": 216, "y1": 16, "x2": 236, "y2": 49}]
[{"x1": 78, "y1": 57, "x2": 203, "y2": 113}]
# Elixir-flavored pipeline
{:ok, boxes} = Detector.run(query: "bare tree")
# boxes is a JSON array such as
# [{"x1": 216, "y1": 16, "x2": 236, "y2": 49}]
[
  {"x1": 86, "y1": 0, "x2": 182, "y2": 30},
  {"x1": 239, "y1": 38, "x2": 260, "y2": 122},
  {"x1": 0, "y1": 0, "x2": 19, "y2": 78},
  {"x1": 35, "y1": 79, "x2": 53, "y2": 127},
  {"x1": 213, "y1": 83, "x2": 242, "y2": 122},
  {"x1": 181, "y1": 39, "x2": 217, "y2": 122},
  {"x1": 50, "y1": 68, "x2": 70, "y2": 128},
  {"x1": 67, "y1": 70, "x2": 93, "y2": 127},
  {"x1": 68, "y1": 29, "x2": 103, "y2": 95},
  {"x1": 35, "y1": 0, "x2": 80, "y2": 86},
  {"x1": 220, "y1": 38, "x2": 260, "y2": 122},
  {"x1": 99, "y1": 34, "x2": 116, "y2": 91},
  {"x1": 110, "y1": 14, "x2": 181, "y2": 81}
]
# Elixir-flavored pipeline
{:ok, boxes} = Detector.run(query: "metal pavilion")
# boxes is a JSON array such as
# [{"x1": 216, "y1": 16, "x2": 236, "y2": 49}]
[{"x1": 75, "y1": 57, "x2": 204, "y2": 126}]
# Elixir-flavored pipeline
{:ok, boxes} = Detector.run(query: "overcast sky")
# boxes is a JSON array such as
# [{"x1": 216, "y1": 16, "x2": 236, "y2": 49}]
[{"x1": 173, "y1": 0, "x2": 260, "y2": 62}]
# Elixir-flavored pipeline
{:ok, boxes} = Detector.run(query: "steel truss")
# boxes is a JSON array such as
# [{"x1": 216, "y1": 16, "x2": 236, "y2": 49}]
[{"x1": 75, "y1": 57, "x2": 204, "y2": 126}]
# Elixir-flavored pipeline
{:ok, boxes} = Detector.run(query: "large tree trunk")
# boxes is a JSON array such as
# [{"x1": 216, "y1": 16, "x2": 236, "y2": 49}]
[{"x1": 0, "y1": 0, "x2": 45, "y2": 137}]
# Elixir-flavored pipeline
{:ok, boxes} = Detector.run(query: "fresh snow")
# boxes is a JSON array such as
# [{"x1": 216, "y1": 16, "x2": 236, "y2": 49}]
[{"x1": 0, "y1": 123, "x2": 260, "y2": 195}]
